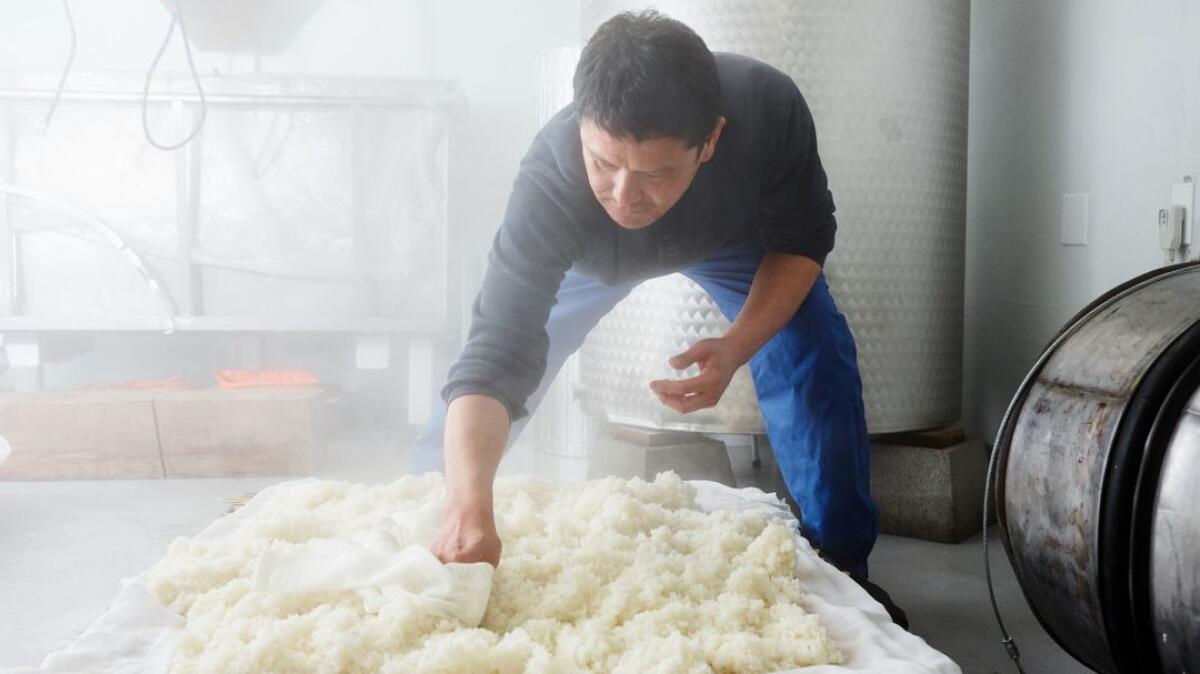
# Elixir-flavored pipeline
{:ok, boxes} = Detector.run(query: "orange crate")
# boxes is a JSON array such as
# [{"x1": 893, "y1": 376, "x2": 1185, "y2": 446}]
[{"x1": 214, "y1": 369, "x2": 320, "y2": 389}]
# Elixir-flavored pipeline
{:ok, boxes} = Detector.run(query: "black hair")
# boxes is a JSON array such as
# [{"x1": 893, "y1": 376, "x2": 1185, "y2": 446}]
[{"x1": 573, "y1": 10, "x2": 720, "y2": 148}]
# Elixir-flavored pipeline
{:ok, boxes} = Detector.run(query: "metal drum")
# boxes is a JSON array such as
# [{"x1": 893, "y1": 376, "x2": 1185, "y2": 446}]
[{"x1": 995, "y1": 262, "x2": 1200, "y2": 673}]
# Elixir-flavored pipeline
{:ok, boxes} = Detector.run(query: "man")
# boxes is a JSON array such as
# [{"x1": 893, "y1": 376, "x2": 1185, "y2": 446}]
[{"x1": 413, "y1": 10, "x2": 906, "y2": 625}]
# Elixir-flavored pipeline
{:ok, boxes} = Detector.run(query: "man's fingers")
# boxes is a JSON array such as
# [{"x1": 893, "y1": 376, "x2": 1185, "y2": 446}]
[
  {"x1": 676, "y1": 394, "x2": 717, "y2": 413},
  {"x1": 649, "y1": 379, "x2": 688, "y2": 396},
  {"x1": 434, "y1": 538, "x2": 501, "y2": 567},
  {"x1": 668, "y1": 341, "x2": 711, "y2": 369},
  {"x1": 668, "y1": 350, "x2": 698, "y2": 370},
  {"x1": 649, "y1": 374, "x2": 708, "y2": 396},
  {"x1": 431, "y1": 517, "x2": 502, "y2": 567},
  {"x1": 652, "y1": 388, "x2": 717, "y2": 414},
  {"x1": 651, "y1": 388, "x2": 690, "y2": 412}
]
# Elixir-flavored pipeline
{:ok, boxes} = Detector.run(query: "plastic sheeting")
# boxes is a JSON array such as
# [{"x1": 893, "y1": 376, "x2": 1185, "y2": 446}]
[
  {"x1": 0, "y1": 71, "x2": 454, "y2": 322},
  {"x1": 527, "y1": 48, "x2": 603, "y2": 459}
]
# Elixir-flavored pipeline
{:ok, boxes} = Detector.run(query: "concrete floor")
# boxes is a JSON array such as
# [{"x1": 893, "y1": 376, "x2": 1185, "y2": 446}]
[{"x1": 1, "y1": 433, "x2": 1090, "y2": 673}]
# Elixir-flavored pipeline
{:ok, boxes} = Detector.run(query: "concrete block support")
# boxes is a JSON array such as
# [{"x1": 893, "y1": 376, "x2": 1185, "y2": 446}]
[
  {"x1": 869, "y1": 438, "x2": 987, "y2": 543},
  {"x1": 587, "y1": 425, "x2": 736, "y2": 486}
]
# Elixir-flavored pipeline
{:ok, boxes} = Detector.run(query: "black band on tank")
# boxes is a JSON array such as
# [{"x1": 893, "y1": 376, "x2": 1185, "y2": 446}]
[{"x1": 1098, "y1": 318, "x2": 1200, "y2": 671}]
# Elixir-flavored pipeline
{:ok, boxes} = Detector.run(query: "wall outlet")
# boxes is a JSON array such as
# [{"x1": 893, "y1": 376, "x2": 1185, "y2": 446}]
[{"x1": 1170, "y1": 179, "x2": 1195, "y2": 246}]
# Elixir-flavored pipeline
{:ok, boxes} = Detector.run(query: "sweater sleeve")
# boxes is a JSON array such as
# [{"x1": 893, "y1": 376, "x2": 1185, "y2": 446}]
[
  {"x1": 758, "y1": 85, "x2": 837, "y2": 266},
  {"x1": 440, "y1": 149, "x2": 577, "y2": 422}
]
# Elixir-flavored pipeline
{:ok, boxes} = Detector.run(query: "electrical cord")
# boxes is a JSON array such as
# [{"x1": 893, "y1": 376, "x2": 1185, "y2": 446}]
[
  {"x1": 982, "y1": 435, "x2": 1027, "y2": 674},
  {"x1": 980, "y1": 291, "x2": 1111, "y2": 673},
  {"x1": 983, "y1": 296, "x2": 1122, "y2": 672},
  {"x1": 41, "y1": 0, "x2": 77, "y2": 132},
  {"x1": 141, "y1": 0, "x2": 207, "y2": 151}
]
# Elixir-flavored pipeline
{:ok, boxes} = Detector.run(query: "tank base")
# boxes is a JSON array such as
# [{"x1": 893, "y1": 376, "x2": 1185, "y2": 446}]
[
  {"x1": 870, "y1": 437, "x2": 987, "y2": 543},
  {"x1": 586, "y1": 425, "x2": 736, "y2": 486}
]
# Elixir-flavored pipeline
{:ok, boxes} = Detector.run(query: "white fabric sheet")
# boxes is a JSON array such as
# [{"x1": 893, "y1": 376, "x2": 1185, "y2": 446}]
[
  {"x1": 253, "y1": 502, "x2": 494, "y2": 625},
  {"x1": 4, "y1": 479, "x2": 961, "y2": 674},
  {"x1": 692, "y1": 482, "x2": 960, "y2": 674}
]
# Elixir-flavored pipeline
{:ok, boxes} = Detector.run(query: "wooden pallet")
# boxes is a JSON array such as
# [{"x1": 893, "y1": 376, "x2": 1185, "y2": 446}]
[{"x1": 0, "y1": 388, "x2": 323, "y2": 481}]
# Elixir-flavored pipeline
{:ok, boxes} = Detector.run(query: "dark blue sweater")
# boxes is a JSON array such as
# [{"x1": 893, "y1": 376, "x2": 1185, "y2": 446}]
[{"x1": 443, "y1": 52, "x2": 836, "y2": 420}]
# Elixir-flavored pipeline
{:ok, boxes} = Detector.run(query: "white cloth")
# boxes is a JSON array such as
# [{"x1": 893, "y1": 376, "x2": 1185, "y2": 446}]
[
  {"x1": 5, "y1": 480, "x2": 960, "y2": 674},
  {"x1": 253, "y1": 503, "x2": 493, "y2": 625},
  {"x1": 3, "y1": 582, "x2": 181, "y2": 674},
  {"x1": 693, "y1": 482, "x2": 960, "y2": 674}
]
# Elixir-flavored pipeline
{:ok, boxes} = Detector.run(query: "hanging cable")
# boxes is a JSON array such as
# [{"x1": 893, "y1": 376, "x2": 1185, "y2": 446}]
[
  {"x1": 979, "y1": 274, "x2": 1142, "y2": 674},
  {"x1": 41, "y1": 0, "x2": 77, "y2": 132},
  {"x1": 980, "y1": 313, "x2": 1099, "y2": 674},
  {"x1": 982, "y1": 438, "x2": 1027, "y2": 674},
  {"x1": 141, "y1": 0, "x2": 207, "y2": 151}
]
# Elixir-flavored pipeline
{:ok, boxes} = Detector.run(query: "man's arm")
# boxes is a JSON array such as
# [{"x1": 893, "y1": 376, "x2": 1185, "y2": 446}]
[
  {"x1": 429, "y1": 134, "x2": 579, "y2": 567},
  {"x1": 726, "y1": 252, "x2": 821, "y2": 358},
  {"x1": 650, "y1": 77, "x2": 834, "y2": 412},
  {"x1": 650, "y1": 252, "x2": 820, "y2": 412},
  {"x1": 430, "y1": 394, "x2": 509, "y2": 567}
]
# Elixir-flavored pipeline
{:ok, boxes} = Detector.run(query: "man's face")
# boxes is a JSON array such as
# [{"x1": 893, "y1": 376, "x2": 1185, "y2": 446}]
[{"x1": 579, "y1": 118, "x2": 725, "y2": 229}]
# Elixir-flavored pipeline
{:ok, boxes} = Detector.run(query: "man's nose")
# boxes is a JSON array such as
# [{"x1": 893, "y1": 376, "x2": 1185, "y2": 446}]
[{"x1": 611, "y1": 171, "x2": 640, "y2": 208}]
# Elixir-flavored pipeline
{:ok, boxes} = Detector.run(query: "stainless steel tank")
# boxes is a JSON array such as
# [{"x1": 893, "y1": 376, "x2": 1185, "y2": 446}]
[
  {"x1": 579, "y1": 274, "x2": 765, "y2": 434},
  {"x1": 995, "y1": 262, "x2": 1200, "y2": 673},
  {"x1": 578, "y1": 0, "x2": 969, "y2": 433}
]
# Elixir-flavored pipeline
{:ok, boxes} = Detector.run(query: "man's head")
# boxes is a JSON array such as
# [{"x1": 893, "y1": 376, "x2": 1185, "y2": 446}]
[{"x1": 574, "y1": 11, "x2": 726, "y2": 229}]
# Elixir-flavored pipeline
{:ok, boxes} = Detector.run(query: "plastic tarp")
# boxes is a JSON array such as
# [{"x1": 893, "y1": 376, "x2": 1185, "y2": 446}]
[{"x1": 0, "y1": 72, "x2": 454, "y2": 320}]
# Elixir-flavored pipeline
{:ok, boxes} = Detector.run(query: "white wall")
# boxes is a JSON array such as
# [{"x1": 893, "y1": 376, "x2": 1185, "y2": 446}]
[
  {"x1": 965, "y1": 0, "x2": 1200, "y2": 440},
  {"x1": 424, "y1": 2, "x2": 581, "y2": 248}
]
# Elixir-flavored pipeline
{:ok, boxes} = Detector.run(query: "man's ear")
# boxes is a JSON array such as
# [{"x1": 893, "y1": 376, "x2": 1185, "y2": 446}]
[{"x1": 698, "y1": 116, "x2": 727, "y2": 163}]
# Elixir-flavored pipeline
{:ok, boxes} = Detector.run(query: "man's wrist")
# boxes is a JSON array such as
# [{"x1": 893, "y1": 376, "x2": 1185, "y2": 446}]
[
  {"x1": 444, "y1": 491, "x2": 495, "y2": 519},
  {"x1": 723, "y1": 330, "x2": 762, "y2": 365}
]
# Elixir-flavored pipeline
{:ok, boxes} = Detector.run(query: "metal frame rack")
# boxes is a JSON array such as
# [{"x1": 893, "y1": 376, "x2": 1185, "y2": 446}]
[
  {"x1": 0, "y1": 77, "x2": 461, "y2": 403},
  {"x1": 0, "y1": 80, "x2": 459, "y2": 335}
]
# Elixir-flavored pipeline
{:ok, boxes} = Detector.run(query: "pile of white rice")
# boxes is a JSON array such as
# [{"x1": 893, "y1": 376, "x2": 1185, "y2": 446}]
[{"x1": 146, "y1": 472, "x2": 842, "y2": 673}]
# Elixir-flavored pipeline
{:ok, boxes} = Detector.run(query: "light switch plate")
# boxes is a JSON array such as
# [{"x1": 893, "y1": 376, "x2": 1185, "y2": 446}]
[{"x1": 1170, "y1": 180, "x2": 1195, "y2": 246}]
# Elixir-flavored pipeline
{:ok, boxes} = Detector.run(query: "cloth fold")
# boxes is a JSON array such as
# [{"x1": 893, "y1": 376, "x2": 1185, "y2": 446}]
[{"x1": 252, "y1": 502, "x2": 494, "y2": 626}]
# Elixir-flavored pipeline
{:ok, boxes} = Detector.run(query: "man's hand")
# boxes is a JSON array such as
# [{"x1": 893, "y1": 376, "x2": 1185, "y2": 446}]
[
  {"x1": 648, "y1": 337, "x2": 752, "y2": 414},
  {"x1": 433, "y1": 394, "x2": 510, "y2": 568},
  {"x1": 431, "y1": 503, "x2": 502, "y2": 567},
  {"x1": 648, "y1": 253, "x2": 822, "y2": 414}
]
